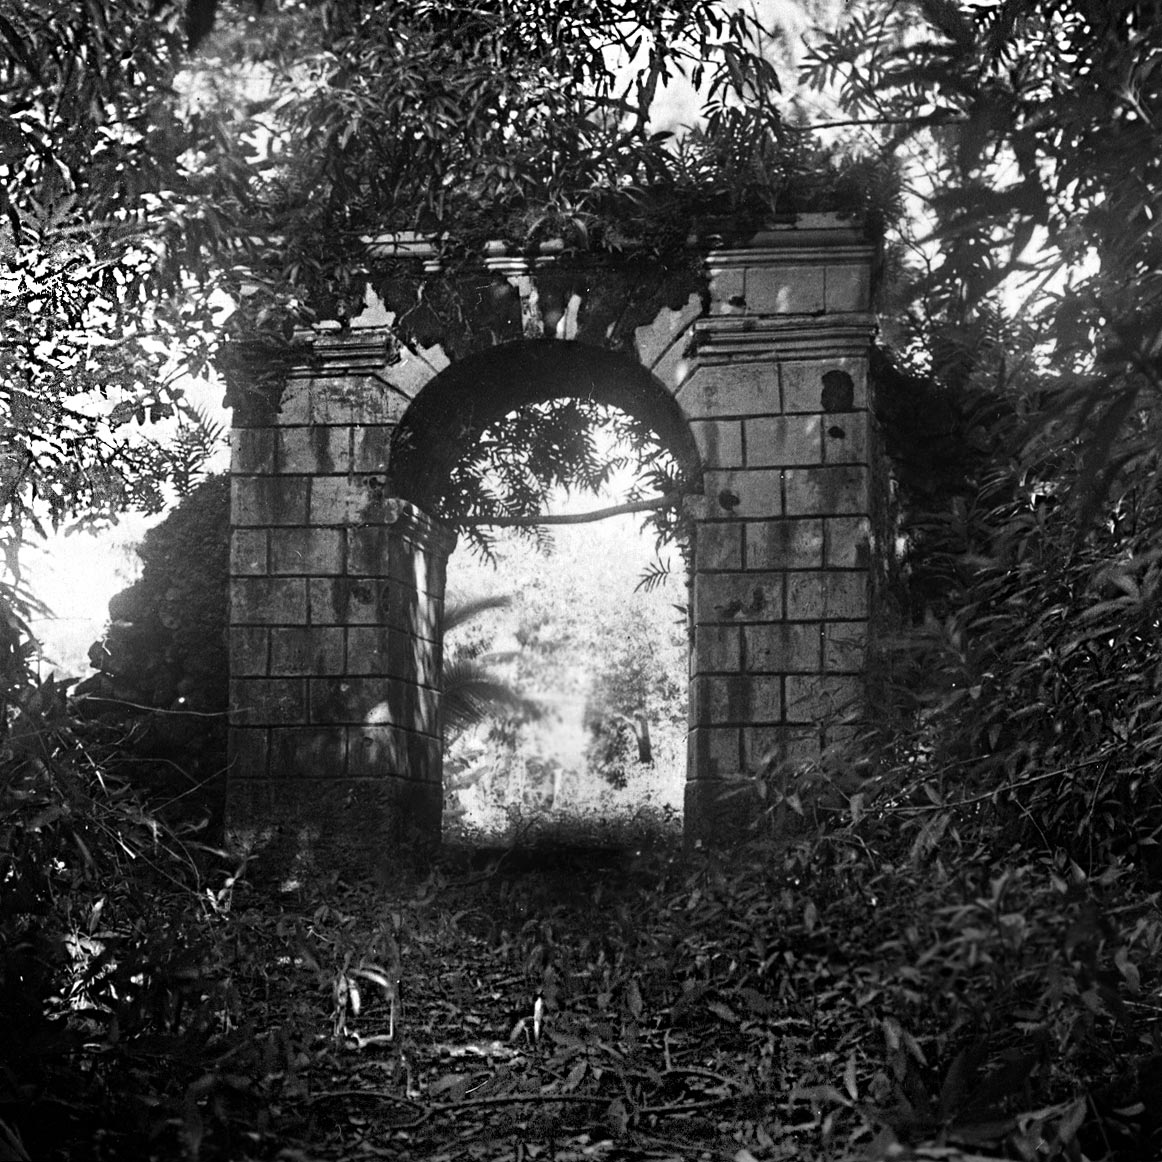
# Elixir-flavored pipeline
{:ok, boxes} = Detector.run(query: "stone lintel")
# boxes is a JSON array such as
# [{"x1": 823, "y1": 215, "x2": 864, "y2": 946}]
[{"x1": 482, "y1": 256, "x2": 538, "y2": 277}]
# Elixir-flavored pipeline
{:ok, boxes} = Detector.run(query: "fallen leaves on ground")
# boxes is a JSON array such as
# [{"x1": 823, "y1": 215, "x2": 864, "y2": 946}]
[{"x1": 191, "y1": 836, "x2": 1160, "y2": 1162}]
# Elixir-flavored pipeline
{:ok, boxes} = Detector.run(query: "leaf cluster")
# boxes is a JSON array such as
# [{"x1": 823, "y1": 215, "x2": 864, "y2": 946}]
[
  {"x1": 807, "y1": 0, "x2": 1162, "y2": 882},
  {"x1": 0, "y1": 2, "x2": 229, "y2": 549},
  {"x1": 446, "y1": 399, "x2": 686, "y2": 561},
  {"x1": 872, "y1": 398, "x2": 1162, "y2": 876},
  {"x1": 805, "y1": 0, "x2": 1162, "y2": 501},
  {"x1": 179, "y1": 0, "x2": 898, "y2": 333}
]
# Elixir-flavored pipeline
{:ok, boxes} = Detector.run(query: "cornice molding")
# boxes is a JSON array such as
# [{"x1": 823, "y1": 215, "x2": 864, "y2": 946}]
[
  {"x1": 362, "y1": 215, "x2": 872, "y2": 269},
  {"x1": 286, "y1": 326, "x2": 397, "y2": 376},
  {"x1": 692, "y1": 313, "x2": 878, "y2": 361},
  {"x1": 705, "y1": 241, "x2": 876, "y2": 269}
]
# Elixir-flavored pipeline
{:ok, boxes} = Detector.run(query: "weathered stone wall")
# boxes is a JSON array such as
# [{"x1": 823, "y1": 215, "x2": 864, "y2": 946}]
[
  {"x1": 228, "y1": 335, "x2": 455, "y2": 873},
  {"x1": 682, "y1": 234, "x2": 876, "y2": 828},
  {"x1": 225, "y1": 217, "x2": 879, "y2": 867}
]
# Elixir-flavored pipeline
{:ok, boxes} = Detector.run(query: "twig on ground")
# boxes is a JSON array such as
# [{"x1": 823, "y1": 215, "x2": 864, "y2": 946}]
[{"x1": 307, "y1": 1086, "x2": 743, "y2": 1122}]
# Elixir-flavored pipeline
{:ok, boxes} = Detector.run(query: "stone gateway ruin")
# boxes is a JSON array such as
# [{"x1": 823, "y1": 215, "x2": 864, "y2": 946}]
[{"x1": 224, "y1": 215, "x2": 883, "y2": 870}]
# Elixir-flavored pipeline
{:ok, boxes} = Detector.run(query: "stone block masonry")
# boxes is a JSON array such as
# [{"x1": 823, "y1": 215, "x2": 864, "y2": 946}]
[
  {"x1": 224, "y1": 216, "x2": 880, "y2": 869},
  {"x1": 682, "y1": 227, "x2": 877, "y2": 833},
  {"x1": 226, "y1": 333, "x2": 457, "y2": 873}
]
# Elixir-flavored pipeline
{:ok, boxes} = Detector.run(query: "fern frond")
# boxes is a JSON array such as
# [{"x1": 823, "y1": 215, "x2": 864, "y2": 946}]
[{"x1": 634, "y1": 555, "x2": 673, "y2": 593}]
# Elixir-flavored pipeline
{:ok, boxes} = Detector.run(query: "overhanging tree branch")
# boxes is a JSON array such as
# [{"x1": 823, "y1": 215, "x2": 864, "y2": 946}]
[
  {"x1": 806, "y1": 114, "x2": 966, "y2": 130},
  {"x1": 460, "y1": 493, "x2": 680, "y2": 528}
]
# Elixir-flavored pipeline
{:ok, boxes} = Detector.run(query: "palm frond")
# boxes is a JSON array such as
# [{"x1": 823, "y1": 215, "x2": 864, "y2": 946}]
[
  {"x1": 442, "y1": 594, "x2": 513, "y2": 633},
  {"x1": 441, "y1": 656, "x2": 541, "y2": 738}
]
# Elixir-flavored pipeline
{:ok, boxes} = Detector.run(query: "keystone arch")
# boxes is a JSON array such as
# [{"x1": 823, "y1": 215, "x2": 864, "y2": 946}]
[{"x1": 224, "y1": 218, "x2": 882, "y2": 874}]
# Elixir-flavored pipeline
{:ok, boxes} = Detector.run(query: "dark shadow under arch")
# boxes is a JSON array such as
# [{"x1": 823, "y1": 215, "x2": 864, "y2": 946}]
[{"x1": 389, "y1": 339, "x2": 702, "y2": 511}]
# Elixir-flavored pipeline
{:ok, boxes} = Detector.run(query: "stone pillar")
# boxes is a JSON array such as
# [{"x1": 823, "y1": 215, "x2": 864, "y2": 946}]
[
  {"x1": 680, "y1": 227, "x2": 877, "y2": 831},
  {"x1": 226, "y1": 332, "x2": 455, "y2": 876}
]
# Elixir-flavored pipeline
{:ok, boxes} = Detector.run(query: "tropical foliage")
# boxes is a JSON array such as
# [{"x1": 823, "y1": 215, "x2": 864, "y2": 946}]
[
  {"x1": 0, "y1": 0, "x2": 224, "y2": 564},
  {"x1": 442, "y1": 518, "x2": 688, "y2": 833},
  {"x1": 4, "y1": 1, "x2": 1162, "y2": 1159},
  {"x1": 6, "y1": 781, "x2": 1159, "y2": 1160},
  {"x1": 792, "y1": 0, "x2": 1162, "y2": 877},
  {"x1": 439, "y1": 593, "x2": 542, "y2": 745},
  {"x1": 444, "y1": 400, "x2": 688, "y2": 561}
]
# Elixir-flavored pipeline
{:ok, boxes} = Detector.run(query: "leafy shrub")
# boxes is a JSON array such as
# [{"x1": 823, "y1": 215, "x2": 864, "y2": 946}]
[
  {"x1": 864, "y1": 282, "x2": 1162, "y2": 878},
  {"x1": 0, "y1": 645, "x2": 258, "y2": 1161},
  {"x1": 606, "y1": 780, "x2": 1161, "y2": 1160},
  {"x1": 871, "y1": 379, "x2": 1162, "y2": 878},
  {"x1": 79, "y1": 474, "x2": 230, "y2": 834}
]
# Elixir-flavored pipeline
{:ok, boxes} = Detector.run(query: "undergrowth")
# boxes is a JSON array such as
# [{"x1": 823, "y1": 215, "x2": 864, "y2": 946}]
[{"x1": 4, "y1": 683, "x2": 1160, "y2": 1162}]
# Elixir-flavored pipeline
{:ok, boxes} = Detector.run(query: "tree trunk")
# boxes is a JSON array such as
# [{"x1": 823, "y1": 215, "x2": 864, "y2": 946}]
[{"x1": 634, "y1": 715, "x2": 652, "y2": 764}]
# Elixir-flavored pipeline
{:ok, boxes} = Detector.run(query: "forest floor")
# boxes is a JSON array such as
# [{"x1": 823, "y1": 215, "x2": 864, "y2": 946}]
[
  {"x1": 202, "y1": 829, "x2": 1083, "y2": 1162},
  {"x1": 237, "y1": 840, "x2": 849, "y2": 1162}
]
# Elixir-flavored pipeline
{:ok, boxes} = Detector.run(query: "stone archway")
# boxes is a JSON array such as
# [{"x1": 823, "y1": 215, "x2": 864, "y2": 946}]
[
  {"x1": 387, "y1": 339, "x2": 702, "y2": 513},
  {"x1": 224, "y1": 216, "x2": 880, "y2": 872}
]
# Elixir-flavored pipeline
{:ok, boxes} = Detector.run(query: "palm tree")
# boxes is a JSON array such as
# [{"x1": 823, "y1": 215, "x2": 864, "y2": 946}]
[
  {"x1": 440, "y1": 595, "x2": 540, "y2": 743},
  {"x1": 440, "y1": 594, "x2": 546, "y2": 817}
]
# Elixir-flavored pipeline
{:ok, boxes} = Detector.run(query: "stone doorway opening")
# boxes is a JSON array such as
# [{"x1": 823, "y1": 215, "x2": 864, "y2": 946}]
[
  {"x1": 430, "y1": 410, "x2": 695, "y2": 845},
  {"x1": 388, "y1": 342, "x2": 701, "y2": 847}
]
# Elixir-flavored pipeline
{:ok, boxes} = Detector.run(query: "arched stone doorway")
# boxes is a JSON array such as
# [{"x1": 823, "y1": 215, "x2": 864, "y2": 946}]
[
  {"x1": 395, "y1": 340, "x2": 698, "y2": 833},
  {"x1": 224, "y1": 217, "x2": 879, "y2": 872}
]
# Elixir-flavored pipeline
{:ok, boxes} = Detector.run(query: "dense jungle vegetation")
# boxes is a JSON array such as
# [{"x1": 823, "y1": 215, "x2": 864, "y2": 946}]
[{"x1": 3, "y1": 1, "x2": 1162, "y2": 1159}]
